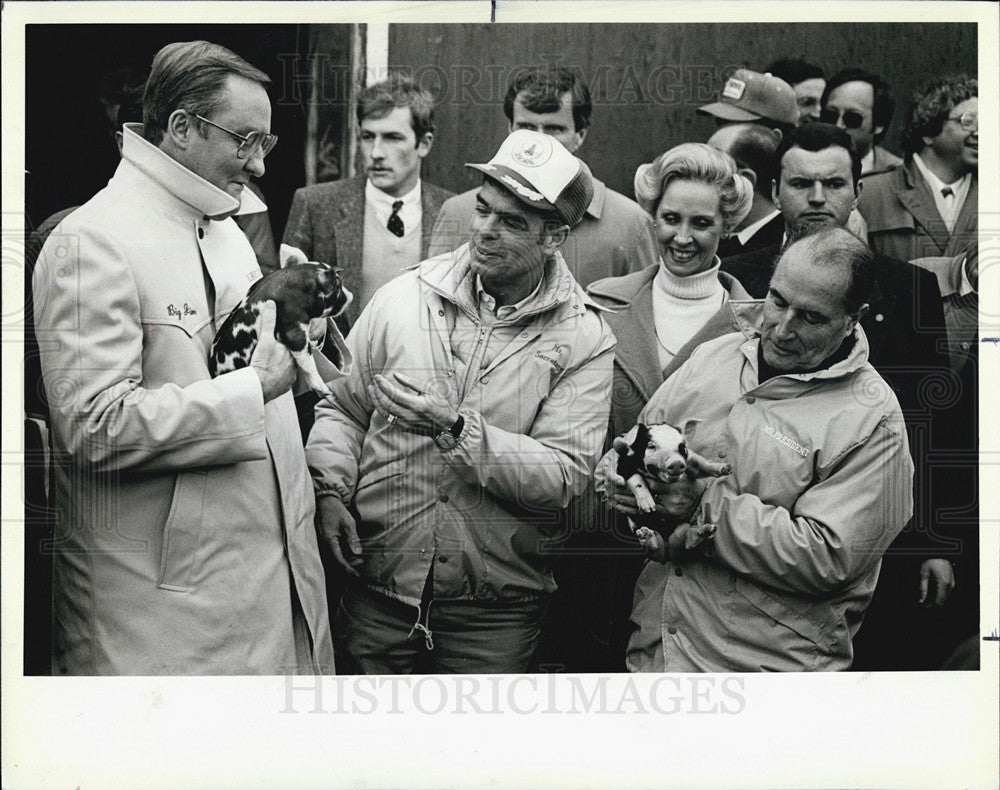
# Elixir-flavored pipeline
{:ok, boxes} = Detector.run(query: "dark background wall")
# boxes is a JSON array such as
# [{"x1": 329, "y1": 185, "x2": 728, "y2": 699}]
[
  {"x1": 24, "y1": 23, "x2": 976, "y2": 238},
  {"x1": 388, "y1": 23, "x2": 977, "y2": 199}
]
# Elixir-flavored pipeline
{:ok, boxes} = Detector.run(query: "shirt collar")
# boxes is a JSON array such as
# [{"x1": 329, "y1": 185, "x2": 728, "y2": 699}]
[
  {"x1": 120, "y1": 123, "x2": 265, "y2": 219},
  {"x1": 365, "y1": 178, "x2": 422, "y2": 210},
  {"x1": 730, "y1": 300, "x2": 871, "y2": 382},
  {"x1": 735, "y1": 209, "x2": 781, "y2": 245},
  {"x1": 912, "y1": 152, "x2": 971, "y2": 193},
  {"x1": 419, "y1": 243, "x2": 602, "y2": 320}
]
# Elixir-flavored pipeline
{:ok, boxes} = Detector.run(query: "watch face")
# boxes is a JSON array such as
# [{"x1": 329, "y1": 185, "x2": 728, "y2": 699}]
[{"x1": 436, "y1": 431, "x2": 459, "y2": 450}]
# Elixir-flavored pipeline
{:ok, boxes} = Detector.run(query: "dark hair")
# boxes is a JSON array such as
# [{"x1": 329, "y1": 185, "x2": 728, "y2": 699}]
[
  {"x1": 765, "y1": 58, "x2": 825, "y2": 87},
  {"x1": 900, "y1": 74, "x2": 978, "y2": 156},
  {"x1": 821, "y1": 68, "x2": 895, "y2": 144},
  {"x1": 503, "y1": 67, "x2": 592, "y2": 133},
  {"x1": 143, "y1": 41, "x2": 270, "y2": 146},
  {"x1": 356, "y1": 72, "x2": 436, "y2": 142},
  {"x1": 775, "y1": 122, "x2": 862, "y2": 187},
  {"x1": 781, "y1": 226, "x2": 875, "y2": 315},
  {"x1": 726, "y1": 125, "x2": 780, "y2": 198}
]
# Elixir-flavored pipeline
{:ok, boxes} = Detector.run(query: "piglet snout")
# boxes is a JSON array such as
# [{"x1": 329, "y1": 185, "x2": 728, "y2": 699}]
[{"x1": 665, "y1": 459, "x2": 686, "y2": 476}]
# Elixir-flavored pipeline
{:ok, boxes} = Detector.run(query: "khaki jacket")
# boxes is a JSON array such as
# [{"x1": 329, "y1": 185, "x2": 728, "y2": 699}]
[
  {"x1": 623, "y1": 303, "x2": 913, "y2": 672},
  {"x1": 306, "y1": 245, "x2": 615, "y2": 606}
]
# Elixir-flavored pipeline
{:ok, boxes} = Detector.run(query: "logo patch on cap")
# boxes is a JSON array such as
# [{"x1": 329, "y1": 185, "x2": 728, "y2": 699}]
[
  {"x1": 511, "y1": 135, "x2": 553, "y2": 168},
  {"x1": 722, "y1": 78, "x2": 746, "y2": 101},
  {"x1": 498, "y1": 173, "x2": 545, "y2": 202}
]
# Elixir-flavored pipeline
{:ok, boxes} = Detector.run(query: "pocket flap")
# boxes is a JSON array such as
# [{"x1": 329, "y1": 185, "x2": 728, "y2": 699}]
[{"x1": 734, "y1": 576, "x2": 827, "y2": 647}]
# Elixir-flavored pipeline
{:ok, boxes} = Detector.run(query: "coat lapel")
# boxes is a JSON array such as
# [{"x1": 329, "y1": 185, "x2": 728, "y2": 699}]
[
  {"x1": 420, "y1": 184, "x2": 448, "y2": 259},
  {"x1": 606, "y1": 280, "x2": 663, "y2": 403},
  {"x1": 897, "y1": 163, "x2": 951, "y2": 254},
  {"x1": 334, "y1": 179, "x2": 366, "y2": 323},
  {"x1": 945, "y1": 174, "x2": 977, "y2": 258}
]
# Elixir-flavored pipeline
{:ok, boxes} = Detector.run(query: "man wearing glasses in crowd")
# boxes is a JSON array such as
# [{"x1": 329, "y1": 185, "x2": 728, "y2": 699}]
[
  {"x1": 821, "y1": 68, "x2": 903, "y2": 178},
  {"x1": 32, "y1": 41, "x2": 335, "y2": 675},
  {"x1": 859, "y1": 75, "x2": 978, "y2": 372}
]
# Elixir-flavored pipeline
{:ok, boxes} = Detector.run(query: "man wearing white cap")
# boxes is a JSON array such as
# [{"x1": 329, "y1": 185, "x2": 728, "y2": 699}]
[{"x1": 307, "y1": 130, "x2": 616, "y2": 674}]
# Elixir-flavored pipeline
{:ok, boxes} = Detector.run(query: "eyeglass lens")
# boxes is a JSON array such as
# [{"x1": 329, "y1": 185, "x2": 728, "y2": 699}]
[
  {"x1": 956, "y1": 112, "x2": 978, "y2": 132},
  {"x1": 820, "y1": 108, "x2": 864, "y2": 129},
  {"x1": 237, "y1": 131, "x2": 277, "y2": 160}
]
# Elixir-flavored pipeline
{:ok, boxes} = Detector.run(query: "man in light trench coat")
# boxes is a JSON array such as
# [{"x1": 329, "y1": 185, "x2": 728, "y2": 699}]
[{"x1": 32, "y1": 41, "x2": 340, "y2": 675}]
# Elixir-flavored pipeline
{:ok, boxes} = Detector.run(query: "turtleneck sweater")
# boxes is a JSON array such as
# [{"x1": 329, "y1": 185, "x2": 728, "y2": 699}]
[{"x1": 652, "y1": 257, "x2": 728, "y2": 371}]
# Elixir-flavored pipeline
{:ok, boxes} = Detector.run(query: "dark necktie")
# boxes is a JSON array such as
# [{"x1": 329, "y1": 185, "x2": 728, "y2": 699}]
[
  {"x1": 941, "y1": 187, "x2": 954, "y2": 198},
  {"x1": 387, "y1": 200, "x2": 405, "y2": 238}
]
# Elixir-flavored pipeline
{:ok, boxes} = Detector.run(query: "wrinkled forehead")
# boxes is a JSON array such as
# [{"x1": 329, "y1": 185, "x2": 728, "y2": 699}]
[{"x1": 772, "y1": 251, "x2": 851, "y2": 313}]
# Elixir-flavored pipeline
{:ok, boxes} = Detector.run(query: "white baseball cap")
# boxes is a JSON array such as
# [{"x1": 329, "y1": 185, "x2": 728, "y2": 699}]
[{"x1": 466, "y1": 129, "x2": 594, "y2": 227}]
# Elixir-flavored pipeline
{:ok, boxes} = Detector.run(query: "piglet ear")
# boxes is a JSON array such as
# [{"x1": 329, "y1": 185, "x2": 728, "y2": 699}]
[
  {"x1": 679, "y1": 418, "x2": 703, "y2": 441},
  {"x1": 619, "y1": 424, "x2": 641, "y2": 448}
]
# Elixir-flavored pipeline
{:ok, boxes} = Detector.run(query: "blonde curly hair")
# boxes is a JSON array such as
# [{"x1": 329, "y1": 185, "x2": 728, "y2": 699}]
[{"x1": 634, "y1": 142, "x2": 754, "y2": 235}]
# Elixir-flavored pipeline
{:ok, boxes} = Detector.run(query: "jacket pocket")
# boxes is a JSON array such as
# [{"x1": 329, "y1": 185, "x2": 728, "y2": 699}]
[
  {"x1": 158, "y1": 470, "x2": 208, "y2": 592},
  {"x1": 733, "y1": 577, "x2": 829, "y2": 665}
]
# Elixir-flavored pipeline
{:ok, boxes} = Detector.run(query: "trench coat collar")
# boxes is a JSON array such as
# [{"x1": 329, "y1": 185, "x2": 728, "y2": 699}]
[{"x1": 121, "y1": 123, "x2": 266, "y2": 220}]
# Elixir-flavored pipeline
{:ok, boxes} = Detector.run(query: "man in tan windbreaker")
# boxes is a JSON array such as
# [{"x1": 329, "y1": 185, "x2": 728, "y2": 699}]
[
  {"x1": 307, "y1": 130, "x2": 615, "y2": 674},
  {"x1": 599, "y1": 227, "x2": 914, "y2": 672},
  {"x1": 33, "y1": 41, "x2": 337, "y2": 675}
]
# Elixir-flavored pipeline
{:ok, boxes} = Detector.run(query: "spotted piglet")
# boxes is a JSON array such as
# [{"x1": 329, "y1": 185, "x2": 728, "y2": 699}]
[
  {"x1": 209, "y1": 262, "x2": 352, "y2": 400},
  {"x1": 613, "y1": 422, "x2": 730, "y2": 562}
]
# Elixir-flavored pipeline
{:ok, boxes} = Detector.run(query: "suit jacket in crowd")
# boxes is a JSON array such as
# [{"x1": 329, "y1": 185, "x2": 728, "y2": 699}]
[
  {"x1": 715, "y1": 212, "x2": 784, "y2": 260},
  {"x1": 858, "y1": 158, "x2": 978, "y2": 369},
  {"x1": 283, "y1": 176, "x2": 455, "y2": 329},
  {"x1": 863, "y1": 144, "x2": 904, "y2": 178}
]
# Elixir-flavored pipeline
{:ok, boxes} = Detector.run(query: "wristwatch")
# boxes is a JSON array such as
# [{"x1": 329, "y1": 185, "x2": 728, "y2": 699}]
[{"x1": 434, "y1": 414, "x2": 465, "y2": 450}]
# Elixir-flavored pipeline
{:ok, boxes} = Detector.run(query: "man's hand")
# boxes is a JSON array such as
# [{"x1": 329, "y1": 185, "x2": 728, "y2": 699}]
[
  {"x1": 919, "y1": 558, "x2": 956, "y2": 607},
  {"x1": 250, "y1": 300, "x2": 297, "y2": 403},
  {"x1": 368, "y1": 372, "x2": 459, "y2": 437},
  {"x1": 316, "y1": 496, "x2": 362, "y2": 576}
]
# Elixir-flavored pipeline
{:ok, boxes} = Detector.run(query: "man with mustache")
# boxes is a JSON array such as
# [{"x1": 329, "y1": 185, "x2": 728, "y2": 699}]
[{"x1": 283, "y1": 74, "x2": 454, "y2": 333}]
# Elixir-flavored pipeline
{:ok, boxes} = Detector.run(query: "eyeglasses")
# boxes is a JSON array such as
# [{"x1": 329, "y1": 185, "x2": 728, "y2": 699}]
[
  {"x1": 947, "y1": 111, "x2": 978, "y2": 133},
  {"x1": 819, "y1": 107, "x2": 866, "y2": 130},
  {"x1": 190, "y1": 112, "x2": 277, "y2": 159}
]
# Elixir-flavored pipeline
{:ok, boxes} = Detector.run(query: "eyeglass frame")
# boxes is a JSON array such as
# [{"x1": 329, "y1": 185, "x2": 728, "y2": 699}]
[
  {"x1": 819, "y1": 106, "x2": 868, "y2": 130},
  {"x1": 946, "y1": 111, "x2": 978, "y2": 133},
  {"x1": 188, "y1": 111, "x2": 277, "y2": 159}
]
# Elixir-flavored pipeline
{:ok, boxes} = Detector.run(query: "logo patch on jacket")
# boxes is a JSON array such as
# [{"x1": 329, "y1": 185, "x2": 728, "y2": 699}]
[
  {"x1": 534, "y1": 342, "x2": 567, "y2": 373},
  {"x1": 762, "y1": 425, "x2": 809, "y2": 457}
]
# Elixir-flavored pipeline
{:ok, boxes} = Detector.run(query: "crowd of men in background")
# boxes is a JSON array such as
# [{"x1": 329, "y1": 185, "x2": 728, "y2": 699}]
[{"x1": 25, "y1": 44, "x2": 980, "y2": 675}]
